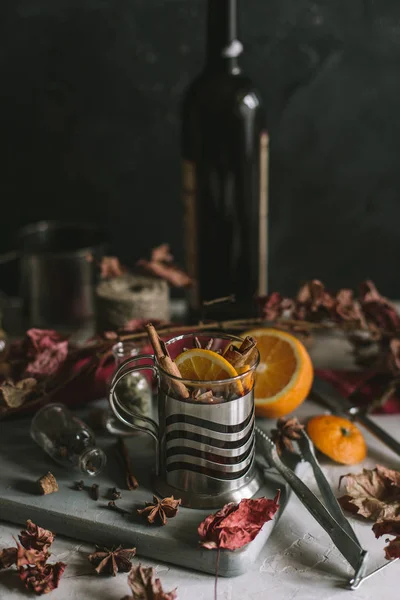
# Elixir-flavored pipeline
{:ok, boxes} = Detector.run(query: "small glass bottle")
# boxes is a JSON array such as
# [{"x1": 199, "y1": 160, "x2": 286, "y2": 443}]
[
  {"x1": 31, "y1": 404, "x2": 107, "y2": 475},
  {"x1": 105, "y1": 341, "x2": 152, "y2": 435}
]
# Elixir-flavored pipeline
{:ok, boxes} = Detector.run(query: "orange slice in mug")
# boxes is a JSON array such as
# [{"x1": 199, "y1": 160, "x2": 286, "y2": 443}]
[{"x1": 175, "y1": 349, "x2": 243, "y2": 394}]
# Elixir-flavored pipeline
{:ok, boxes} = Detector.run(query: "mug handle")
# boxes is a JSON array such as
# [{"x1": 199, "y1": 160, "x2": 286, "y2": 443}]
[{"x1": 109, "y1": 354, "x2": 160, "y2": 474}]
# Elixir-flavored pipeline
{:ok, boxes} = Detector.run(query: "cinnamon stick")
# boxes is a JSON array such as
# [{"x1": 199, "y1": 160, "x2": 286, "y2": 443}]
[
  {"x1": 224, "y1": 336, "x2": 258, "y2": 368},
  {"x1": 117, "y1": 437, "x2": 139, "y2": 490},
  {"x1": 145, "y1": 323, "x2": 189, "y2": 399}
]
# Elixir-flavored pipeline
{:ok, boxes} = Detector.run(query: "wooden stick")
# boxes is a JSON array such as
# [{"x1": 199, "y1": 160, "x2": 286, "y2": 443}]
[{"x1": 145, "y1": 323, "x2": 189, "y2": 399}]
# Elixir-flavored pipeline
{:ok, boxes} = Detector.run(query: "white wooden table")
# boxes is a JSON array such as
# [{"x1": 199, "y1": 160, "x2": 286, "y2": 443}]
[{"x1": 1, "y1": 332, "x2": 399, "y2": 598}]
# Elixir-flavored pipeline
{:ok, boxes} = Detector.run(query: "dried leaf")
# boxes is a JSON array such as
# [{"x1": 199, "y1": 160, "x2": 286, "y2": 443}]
[
  {"x1": 0, "y1": 378, "x2": 37, "y2": 408},
  {"x1": 0, "y1": 547, "x2": 17, "y2": 569},
  {"x1": 198, "y1": 492, "x2": 280, "y2": 551},
  {"x1": 18, "y1": 561, "x2": 66, "y2": 595},
  {"x1": 88, "y1": 545, "x2": 136, "y2": 576},
  {"x1": 339, "y1": 465, "x2": 400, "y2": 521},
  {"x1": 19, "y1": 520, "x2": 55, "y2": 551},
  {"x1": 382, "y1": 537, "x2": 400, "y2": 560},
  {"x1": 138, "y1": 496, "x2": 181, "y2": 526},
  {"x1": 24, "y1": 329, "x2": 68, "y2": 378},
  {"x1": 123, "y1": 564, "x2": 177, "y2": 600},
  {"x1": 372, "y1": 519, "x2": 400, "y2": 538},
  {"x1": 373, "y1": 520, "x2": 400, "y2": 560}
]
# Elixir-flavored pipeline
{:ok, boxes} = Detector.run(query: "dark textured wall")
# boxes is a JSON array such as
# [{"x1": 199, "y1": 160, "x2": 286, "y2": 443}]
[{"x1": 2, "y1": 1, "x2": 400, "y2": 296}]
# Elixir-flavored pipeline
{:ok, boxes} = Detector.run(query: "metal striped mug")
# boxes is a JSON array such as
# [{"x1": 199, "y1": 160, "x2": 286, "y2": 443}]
[{"x1": 109, "y1": 332, "x2": 262, "y2": 508}]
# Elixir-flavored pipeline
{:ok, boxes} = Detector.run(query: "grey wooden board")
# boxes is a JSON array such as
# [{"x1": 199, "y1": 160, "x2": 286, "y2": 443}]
[{"x1": 0, "y1": 402, "x2": 293, "y2": 577}]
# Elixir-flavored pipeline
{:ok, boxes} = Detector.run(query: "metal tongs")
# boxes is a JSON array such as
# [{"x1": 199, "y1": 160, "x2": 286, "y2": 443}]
[{"x1": 256, "y1": 426, "x2": 371, "y2": 589}]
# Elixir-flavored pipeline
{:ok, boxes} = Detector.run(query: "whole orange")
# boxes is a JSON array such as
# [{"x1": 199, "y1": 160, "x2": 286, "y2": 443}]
[{"x1": 307, "y1": 415, "x2": 367, "y2": 465}]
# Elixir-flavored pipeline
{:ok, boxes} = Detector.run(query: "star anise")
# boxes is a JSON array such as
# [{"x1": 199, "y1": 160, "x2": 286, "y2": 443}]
[
  {"x1": 137, "y1": 495, "x2": 181, "y2": 526},
  {"x1": 88, "y1": 545, "x2": 136, "y2": 576},
  {"x1": 271, "y1": 417, "x2": 304, "y2": 455}
]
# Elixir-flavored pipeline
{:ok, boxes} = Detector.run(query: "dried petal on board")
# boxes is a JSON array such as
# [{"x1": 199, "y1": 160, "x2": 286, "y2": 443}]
[
  {"x1": 88, "y1": 545, "x2": 136, "y2": 576},
  {"x1": 24, "y1": 329, "x2": 69, "y2": 378},
  {"x1": 19, "y1": 520, "x2": 55, "y2": 551},
  {"x1": 18, "y1": 561, "x2": 66, "y2": 595},
  {"x1": 0, "y1": 547, "x2": 17, "y2": 570},
  {"x1": 198, "y1": 492, "x2": 280, "y2": 551},
  {"x1": 122, "y1": 564, "x2": 177, "y2": 600},
  {"x1": 0, "y1": 378, "x2": 37, "y2": 408},
  {"x1": 338, "y1": 465, "x2": 400, "y2": 522},
  {"x1": 138, "y1": 495, "x2": 181, "y2": 526}
]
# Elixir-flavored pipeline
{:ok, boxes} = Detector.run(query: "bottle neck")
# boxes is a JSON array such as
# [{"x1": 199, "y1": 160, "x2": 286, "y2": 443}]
[{"x1": 206, "y1": 0, "x2": 243, "y2": 73}]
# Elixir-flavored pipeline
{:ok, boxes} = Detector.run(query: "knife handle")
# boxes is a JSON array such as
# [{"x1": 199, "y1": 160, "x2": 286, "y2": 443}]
[{"x1": 352, "y1": 410, "x2": 400, "y2": 458}]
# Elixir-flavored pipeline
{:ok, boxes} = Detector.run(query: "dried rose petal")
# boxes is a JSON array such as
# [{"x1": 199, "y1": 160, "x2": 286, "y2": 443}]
[
  {"x1": 24, "y1": 329, "x2": 68, "y2": 378},
  {"x1": 296, "y1": 280, "x2": 335, "y2": 319},
  {"x1": 19, "y1": 520, "x2": 55, "y2": 551},
  {"x1": 198, "y1": 492, "x2": 280, "y2": 551},
  {"x1": 0, "y1": 547, "x2": 17, "y2": 570},
  {"x1": 16, "y1": 542, "x2": 49, "y2": 567},
  {"x1": 388, "y1": 338, "x2": 400, "y2": 374},
  {"x1": 257, "y1": 292, "x2": 294, "y2": 321},
  {"x1": 19, "y1": 562, "x2": 66, "y2": 595},
  {"x1": 359, "y1": 280, "x2": 400, "y2": 333},
  {"x1": 383, "y1": 536, "x2": 400, "y2": 560},
  {"x1": 124, "y1": 564, "x2": 177, "y2": 600},
  {"x1": 334, "y1": 289, "x2": 367, "y2": 327},
  {"x1": 373, "y1": 519, "x2": 400, "y2": 538}
]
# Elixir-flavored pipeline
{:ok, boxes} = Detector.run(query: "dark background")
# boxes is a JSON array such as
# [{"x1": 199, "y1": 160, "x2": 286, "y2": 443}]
[{"x1": 2, "y1": 0, "x2": 400, "y2": 297}]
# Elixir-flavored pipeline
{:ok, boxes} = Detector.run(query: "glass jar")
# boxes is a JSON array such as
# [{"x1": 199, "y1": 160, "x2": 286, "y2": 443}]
[
  {"x1": 31, "y1": 403, "x2": 106, "y2": 475},
  {"x1": 104, "y1": 341, "x2": 152, "y2": 435}
]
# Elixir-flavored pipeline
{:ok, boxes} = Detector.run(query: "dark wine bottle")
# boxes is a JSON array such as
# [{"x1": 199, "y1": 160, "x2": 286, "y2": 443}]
[{"x1": 182, "y1": 0, "x2": 268, "y2": 320}]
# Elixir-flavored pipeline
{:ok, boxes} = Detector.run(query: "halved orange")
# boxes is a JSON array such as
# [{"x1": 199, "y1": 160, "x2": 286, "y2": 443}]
[
  {"x1": 240, "y1": 328, "x2": 313, "y2": 418},
  {"x1": 175, "y1": 349, "x2": 242, "y2": 393}
]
